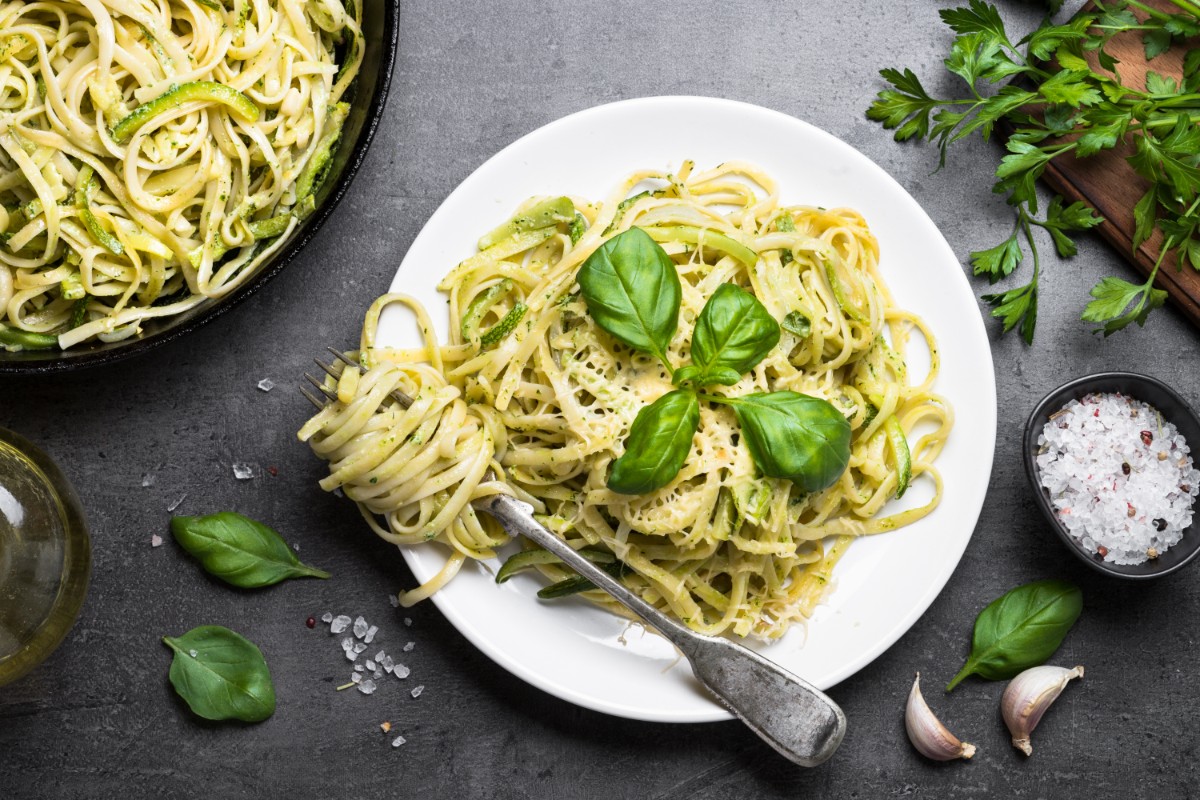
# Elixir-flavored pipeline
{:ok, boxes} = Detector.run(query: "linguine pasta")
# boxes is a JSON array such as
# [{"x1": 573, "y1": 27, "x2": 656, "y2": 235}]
[
  {"x1": 0, "y1": 0, "x2": 363, "y2": 349},
  {"x1": 300, "y1": 162, "x2": 953, "y2": 639}
]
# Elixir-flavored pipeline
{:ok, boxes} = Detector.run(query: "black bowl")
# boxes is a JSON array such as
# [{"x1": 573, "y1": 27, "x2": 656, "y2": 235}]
[
  {"x1": 1023, "y1": 372, "x2": 1200, "y2": 580},
  {"x1": 0, "y1": 0, "x2": 399, "y2": 375}
]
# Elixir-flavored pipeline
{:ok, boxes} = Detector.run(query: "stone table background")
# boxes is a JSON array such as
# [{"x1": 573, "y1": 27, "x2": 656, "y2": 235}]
[{"x1": 3, "y1": 1, "x2": 1198, "y2": 797}]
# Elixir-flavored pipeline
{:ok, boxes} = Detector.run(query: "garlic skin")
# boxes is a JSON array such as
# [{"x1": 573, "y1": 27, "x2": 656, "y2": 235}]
[
  {"x1": 1001, "y1": 664, "x2": 1084, "y2": 756},
  {"x1": 905, "y1": 673, "x2": 976, "y2": 761}
]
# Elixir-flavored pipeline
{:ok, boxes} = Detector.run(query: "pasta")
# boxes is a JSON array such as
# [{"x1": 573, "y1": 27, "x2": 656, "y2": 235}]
[
  {"x1": 0, "y1": 0, "x2": 363, "y2": 349},
  {"x1": 300, "y1": 162, "x2": 953, "y2": 639}
]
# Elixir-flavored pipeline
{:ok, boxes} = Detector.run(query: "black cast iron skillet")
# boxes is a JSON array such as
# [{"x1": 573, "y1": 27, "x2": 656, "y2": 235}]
[{"x1": 0, "y1": 0, "x2": 400, "y2": 375}]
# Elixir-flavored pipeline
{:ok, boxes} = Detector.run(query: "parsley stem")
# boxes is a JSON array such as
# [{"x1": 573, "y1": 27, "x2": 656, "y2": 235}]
[
  {"x1": 1162, "y1": 0, "x2": 1200, "y2": 19},
  {"x1": 1125, "y1": 0, "x2": 1174, "y2": 20}
]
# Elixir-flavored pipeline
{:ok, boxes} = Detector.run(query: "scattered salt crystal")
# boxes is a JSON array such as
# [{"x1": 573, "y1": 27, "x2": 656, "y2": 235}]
[
  {"x1": 346, "y1": 649, "x2": 358, "y2": 661},
  {"x1": 353, "y1": 642, "x2": 367, "y2": 654},
  {"x1": 257, "y1": 378, "x2": 275, "y2": 392},
  {"x1": 403, "y1": 617, "x2": 412, "y2": 626},
  {"x1": 353, "y1": 616, "x2": 368, "y2": 638},
  {"x1": 354, "y1": 664, "x2": 365, "y2": 673},
  {"x1": 141, "y1": 473, "x2": 155, "y2": 488},
  {"x1": 167, "y1": 493, "x2": 188, "y2": 513},
  {"x1": 189, "y1": 649, "x2": 198, "y2": 658},
  {"x1": 321, "y1": 612, "x2": 334, "y2": 623},
  {"x1": 381, "y1": 655, "x2": 394, "y2": 672},
  {"x1": 150, "y1": 534, "x2": 163, "y2": 548},
  {"x1": 374, "y1": 650, "x2": 386, "y2": 662},
  {"x1": 292, "y1": 543, "x2": 300, "y2": 552},
  {"x1": 373, "y1": 669, "x2": 383, "y2": 679},
  {"x1": 232, "y1": 463, "x2": 254, "y2": 480},
  {"x1": 364, "y1": 625, "x2": 378, "y2": 644},
  {"x1": 402, "y1": 641, "x2": 414, "y2": 652},
  {"x1": 391, "y1": 735, "x2": 406, "y2": 747},
  {"x1": 333, "y1": 487, "x2": 344, "y2": 498},
  {"x1": 365, "y1": 660, "x2": 376, "y2": 671},
  {"x1": 410, "y1": 685, "x2": 424, "y2": 698},
  {"x1": 341, "y1": 637, "x2": 354, "y2": 652},
  {"x1": 393, "y1": 664, "x2": 410, "y2": 679},
  {"x1": 330, "y1": 615, "x2": 351, "y2": 634},
  {"x1": 351, "y1": 672, "x2": 362, "y2": 683},
  {"x1": 389, "y1": 595, "x2": 400, "y2": 608},
  {"x1": 358, "y1": 679, "x2": 376, "y2": 695}
]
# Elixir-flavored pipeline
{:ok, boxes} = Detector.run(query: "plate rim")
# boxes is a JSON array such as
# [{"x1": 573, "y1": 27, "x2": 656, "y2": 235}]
[{"x1": 385, "y1": 95, "x2": 997, "y2": 722}]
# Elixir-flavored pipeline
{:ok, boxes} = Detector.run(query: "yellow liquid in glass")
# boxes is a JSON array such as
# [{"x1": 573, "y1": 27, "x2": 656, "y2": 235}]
[{"x1": 0, "y1": 429, "x2": 89, "y2": 684}]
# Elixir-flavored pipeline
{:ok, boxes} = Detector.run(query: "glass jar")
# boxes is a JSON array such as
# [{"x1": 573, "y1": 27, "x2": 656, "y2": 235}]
[{"x1": 0, "y1": 427, "x2": 90, "y2": 686}]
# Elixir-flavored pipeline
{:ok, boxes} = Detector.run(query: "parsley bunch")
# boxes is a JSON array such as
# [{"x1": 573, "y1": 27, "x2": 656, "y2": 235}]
[{"x1": 868, "y1": 0, "x2": 1200, "y2": 341}]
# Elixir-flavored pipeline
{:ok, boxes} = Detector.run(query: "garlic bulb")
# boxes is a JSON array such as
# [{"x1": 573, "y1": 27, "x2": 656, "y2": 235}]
[
  {"x1": 905, "y1": 673, "x2": 976, "y2": 761},
  {"x1": 1001, "y1": 665, "x2": 1084, "y2": 756}
]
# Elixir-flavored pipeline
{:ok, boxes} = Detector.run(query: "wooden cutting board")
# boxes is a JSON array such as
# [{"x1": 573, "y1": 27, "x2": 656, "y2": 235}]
[{"x1": 1037, "y1": 0, "x2": 1200, "y2": 324}]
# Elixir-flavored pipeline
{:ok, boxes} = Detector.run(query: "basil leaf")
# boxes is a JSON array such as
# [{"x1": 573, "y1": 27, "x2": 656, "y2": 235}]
[
  {"x1": 163, "y1": 625, "x2": 276, "y2": 722},
  {"x1": 577, "y1": 227, "x2": 680, "y2": 364},
  {"x1": 946, "y1": 579, "x2": 1082, "y2": 691},
  {"x1": 608, "y1": 389, "x2": 699, "y2": 494},
  {"x1": 171, "y1": 512, "x2": 330, "y2": 588},
  {"x1": 731, "y1": 392, "x2": 851, "y2": 492},
  {"x1": 673, "y1": 364, "x2": 741, "y2": 388},
  {"x1": 781, "y1": 311, "x2": 811, "y2": 338},
  {"x1": 690, "y1": 283, "x2": 781, "y2": 381}
]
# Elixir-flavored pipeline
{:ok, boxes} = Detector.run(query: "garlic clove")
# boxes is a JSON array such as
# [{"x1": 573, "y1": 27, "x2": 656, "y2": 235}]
[
  {"x1": 1001, "y1": 664, "x2": 1084, "y2": 757},
  {"x1": 905, "y1": 673, "x2": 976, "y2": 761}
]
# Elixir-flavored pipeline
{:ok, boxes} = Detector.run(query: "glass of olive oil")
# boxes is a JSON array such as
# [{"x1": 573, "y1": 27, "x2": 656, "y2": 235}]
[{"x1": 0, "y1": 427, "x2": 90, "y2": 686}]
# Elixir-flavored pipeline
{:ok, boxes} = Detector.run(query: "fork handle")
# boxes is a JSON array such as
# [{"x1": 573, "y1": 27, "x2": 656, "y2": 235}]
[{"x1": 476, "y1": 493, "x2": 846, "y2": 767}]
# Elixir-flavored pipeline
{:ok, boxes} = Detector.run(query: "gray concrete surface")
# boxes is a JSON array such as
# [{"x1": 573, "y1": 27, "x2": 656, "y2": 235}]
[{"x1": 3, "y1": 1, "x2": 1198, "y2": 797}]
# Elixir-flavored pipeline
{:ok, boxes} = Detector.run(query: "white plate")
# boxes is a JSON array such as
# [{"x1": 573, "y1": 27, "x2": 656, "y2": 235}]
[{"x1": 378, "y1": 96, "x2": 996, "y2": 723}]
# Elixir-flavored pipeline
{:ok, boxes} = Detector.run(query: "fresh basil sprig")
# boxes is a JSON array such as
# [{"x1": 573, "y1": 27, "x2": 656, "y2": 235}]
[
  {"x1": 608, "y1": 389, "x2": 700, "y2": 494},
  {"x1": 163, "y1": 625, "x2": 276, "y2": 722},
  {"x1": 680, "y1": 283, "x2": 780, "y2": 387},
  {"x1": 578, "y1": 228, "x2": 852, "y2": 495},
  {"x1": 946, "y1": 579, "x2": 1083, "y2": 691},
  {"x1": 171, "y1": 512, "x2": 330, "y2": 588},
  {"x1": 576, "y1": 225, "x2": 680, "y2": 365},
  {"x1": 728, "y1": 392, "x2": 852, "y2": 492}
]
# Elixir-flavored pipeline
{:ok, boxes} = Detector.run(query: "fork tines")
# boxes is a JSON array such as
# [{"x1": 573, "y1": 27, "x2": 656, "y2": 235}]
[{"x1": 299, "y1": 349, "x2": 415, "y2": 410}]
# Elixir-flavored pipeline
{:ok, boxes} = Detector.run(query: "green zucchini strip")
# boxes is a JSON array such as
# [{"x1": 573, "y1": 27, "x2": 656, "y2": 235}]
[
  {"x1": 823, "y1": 258, "x2": 868, "y2": 324},
  {"x1": 495, "y1": 546, "x2": 615, "y2": 584},
  {"x1": 59, "y1": 271, "x2": 85, "y2": 300},
  {"x1": 638, "y1": 225, "x2": 759, "y2": 268},
  {"x1": 460, "y1": 278, "x2": 513, "y2": 341},
  {"x1": 885, "y1": 415, "x2": 912, "y2": 499},
  {"x1": 0, "y1": 326, "x2": 57, "y2": 350},
  {"x1": 75, "y1": 165, "x2": 124, "y2": 255},
  {"x1": 295, "y1": 102, "x2": 349, "y2": 200},
  {"x1": 480, "y1": 303, "x2": 527, "y2": 347},
  {"x1": 537, "y1": 559, "x2": 628, "y2": 599},
  {"x1": 477, "y1": 196, "x2": 574, "y2": 250},
  {"x1": 112, "y1": 82, "x2": 260, "y2": 143}
]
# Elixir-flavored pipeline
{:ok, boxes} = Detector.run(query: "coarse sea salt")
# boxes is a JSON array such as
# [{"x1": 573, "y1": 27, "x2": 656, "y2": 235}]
[
  {"x1": 410, "y1": 685, "x2": 424, "y2": 698},
  {"x1": 353, "y1": 616, "x2": 368, "y2": 638},
  {"x1": 392, "y1": 735, "x2": 406, "y2": 747},
  {"x1": 232, "y1": 463, "x2": 255, "y2": 480},
  {"x1": 330, "y1": 615, "x2": 351, "y2": 634},
  {"x1": 1037, "y1": 392, "x2": 1200, "y2": 565}
]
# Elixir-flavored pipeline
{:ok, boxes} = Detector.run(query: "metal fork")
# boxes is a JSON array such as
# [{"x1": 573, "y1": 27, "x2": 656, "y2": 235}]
[{"x1": 303, "y1": 349, "x2": 847, "y2": 767}]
